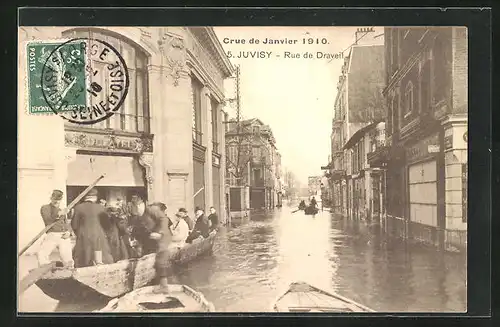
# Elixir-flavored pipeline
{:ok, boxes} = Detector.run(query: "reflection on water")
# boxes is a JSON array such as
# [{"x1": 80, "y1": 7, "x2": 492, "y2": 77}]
[
  {"x1": 172, "y1": 209, "x2": 466, "y2": 312},
  {"x1": 19, "y1": 207, "x2": 467, "y2": 313}
]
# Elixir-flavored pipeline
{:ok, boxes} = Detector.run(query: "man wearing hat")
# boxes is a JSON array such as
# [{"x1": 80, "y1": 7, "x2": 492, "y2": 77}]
[
  {"x1": 185, "y1": 207, "x2": 210, "y2": 244},
  {"x1": 177, "y1": 208, "x2": 194, "y2": 231},
  {"x1": 37, "y1": 190, "x2": 74, "y2": 268},
  {"x1": 71, "y1": 188, "x2": 114, "y2": 267}
]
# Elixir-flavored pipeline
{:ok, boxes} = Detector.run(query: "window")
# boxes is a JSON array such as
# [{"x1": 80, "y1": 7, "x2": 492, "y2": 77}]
[
  {"x1": 252, "y1": 126, "x2": 260, "y2": 134},
  {"x1": 404, "y1": 81, "x2": 414, "y2": 117},
  {"x1": 252, "y1": 146, "x2": 262, "y2": 159},
  {"x1": 62, "y1": 29, "x2": 150, "y2": 133},
  {"x1": 254, "y1": 169, "x2": 262, "y2": 185},
  {"x1": 211, "y1": 97, "x2": 219, "y2": 153},
  {"x1": 191, "y1": 77, "x2": 203, "y2": 144},
  {"x1": 227, "y1": 144, "x2": 237, "y2": 164}
]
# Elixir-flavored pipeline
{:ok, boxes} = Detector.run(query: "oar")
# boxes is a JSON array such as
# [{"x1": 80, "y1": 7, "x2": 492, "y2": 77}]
[
  {"x1": 193, "y1": 186, "x2": 205, "y2": 199},
  {"x1": 18, "y1": 174, "x2": 105, "y2": 257},
  {"x1": 18, "y1": 262, "x2": 57, "y2": 294}
]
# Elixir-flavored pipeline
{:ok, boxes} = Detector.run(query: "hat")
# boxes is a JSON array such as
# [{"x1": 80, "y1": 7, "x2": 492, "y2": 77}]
[
  {"x1": 50, "y1": 190, "x2": 63, "y2": 200},
  {"x1": 86, "y1": 188, "x2": 98, "y2": 197},
  {"x1": 195, "y1": 206, "x2": 202, "y2": 212},
  {"x1": 178, "y1": 208, "x2": 188, "y2": 213}
]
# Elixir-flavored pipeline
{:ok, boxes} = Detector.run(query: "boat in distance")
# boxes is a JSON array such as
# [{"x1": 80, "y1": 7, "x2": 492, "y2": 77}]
[
  {"x1": 272, "y1": 281, "x2": 375, "y2": 312},
  {"x1": 32, "y1": 231, "x2": 217, "y2": 301},
  {"x1": 96, "y1": 285, "x2": 215, "y2": 313}
]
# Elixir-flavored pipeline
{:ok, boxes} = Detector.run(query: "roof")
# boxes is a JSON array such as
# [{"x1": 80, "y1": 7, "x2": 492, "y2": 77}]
[
  {"x1": 342, "y1": 120, "x2": 383, "y2": 150},
  {"x1": 226, "y1": 118, "x2": 269, "y2": 134}
]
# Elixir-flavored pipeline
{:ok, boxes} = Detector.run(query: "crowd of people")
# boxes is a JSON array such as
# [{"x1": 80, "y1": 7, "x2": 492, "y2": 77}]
[{"x1": 36, "y1": 188, "x2": 220, "y2": 289}]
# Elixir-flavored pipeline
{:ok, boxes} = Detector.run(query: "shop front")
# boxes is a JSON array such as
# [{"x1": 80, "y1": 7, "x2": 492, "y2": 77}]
[
  {"x1": 405, "y1": 132, "x2": 443, "y2": 247},
  {"x1": 64, "y1": 128, "x2": 154, "y2": 207},
  {"x1": 367, "y1": 145, "x2": 389, "y2": 226}
]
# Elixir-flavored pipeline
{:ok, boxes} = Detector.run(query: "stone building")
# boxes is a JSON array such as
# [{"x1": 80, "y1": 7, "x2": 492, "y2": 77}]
[
  {"x1": 324, "y1": 28, "x2": 386, "y2": 218},
  {"x1": 342, "y1": 121, "x2": 385, "y2": 223},
  {"x1": 381, "y1": 27, "x2": 467, "y2": 251},
  {"x1": 225, "y1": 118, "x2": 280, "y2": 211},
  {"x1": 18, "y1": 26, "x2": 234, "y2": 250}
]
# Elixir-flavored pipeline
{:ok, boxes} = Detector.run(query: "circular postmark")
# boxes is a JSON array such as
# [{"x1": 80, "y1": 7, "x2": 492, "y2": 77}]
[{"x1": 40, "y1": 37, "x2": 129, "y2": 124}]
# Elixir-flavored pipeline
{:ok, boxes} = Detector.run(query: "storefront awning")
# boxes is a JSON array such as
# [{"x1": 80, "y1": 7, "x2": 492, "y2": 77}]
[{"x1": 67, "y1": 153, "x2": 145, "y2": 187}]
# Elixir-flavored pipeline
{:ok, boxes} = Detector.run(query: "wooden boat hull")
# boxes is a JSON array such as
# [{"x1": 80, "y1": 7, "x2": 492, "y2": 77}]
[
  {"x1": 272, "y1": 281, "x2": 375, "y2": 312},
  {"x1": 34, "y1": 231, "x2": 217, "y2": 301},
  {"x1": 96, "y1": 284, "x2": 215, "y2": 312},
  {"x1": 304, "y1": 207, "x2": 318, "y2": 215}
]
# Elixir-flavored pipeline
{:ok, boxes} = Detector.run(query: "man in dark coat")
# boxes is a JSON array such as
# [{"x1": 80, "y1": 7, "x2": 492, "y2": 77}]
[
  {"x1": 310, "y1": 196, "x2": 317, "y2": 208},
  {"x1": 185, "y1": 207, "x2": 210, "y2": 244},
  {"x1": 71, "y1": 188, "x2": 114, "y2": 267},
  {"x1": 130, "y1": 201, "x2": 165, "y2": 256},
  {"x1": 207, "y1": 206, "x2": 219, "y2": 232},
  {"x1": 146, "y1": 203, "x2": 173, "y2": 294}
]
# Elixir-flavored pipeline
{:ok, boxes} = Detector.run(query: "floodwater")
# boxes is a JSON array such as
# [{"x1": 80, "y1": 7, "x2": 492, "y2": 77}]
[{"x1": 18, "y1": 202, "x2": 467, "y2": 313}]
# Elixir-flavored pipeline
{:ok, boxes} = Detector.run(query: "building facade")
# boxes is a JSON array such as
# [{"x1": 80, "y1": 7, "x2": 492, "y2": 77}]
[
  {"x1": 381, "y1": 27, "x2": 467, "y2": 251},
  {"x1": 225, "y1": 118, "x2": 280, "y2": 211},
  {"x1": 324, "y1": 28, "x2": 386, "y2": 218},
  {"x1": 18, "y1": 26, "x2": 233, "y2": 250},
  {"x1": 343, "y1": 121, "x2": 386, "y2": 223}
]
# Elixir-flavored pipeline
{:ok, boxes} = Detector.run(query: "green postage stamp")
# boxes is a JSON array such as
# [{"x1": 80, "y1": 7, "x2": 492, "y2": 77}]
[
  {"x1": 25, "y1": 38, "x2": 129, "y2": 124},
  {"x1": 26, "y1": 40, "x2": 88, "y2": 115}
]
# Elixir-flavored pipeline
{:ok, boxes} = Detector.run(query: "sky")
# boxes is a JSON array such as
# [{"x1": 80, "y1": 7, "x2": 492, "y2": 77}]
[{"x1": 214, "y1": 27, "x2": 381, "y2": 184}]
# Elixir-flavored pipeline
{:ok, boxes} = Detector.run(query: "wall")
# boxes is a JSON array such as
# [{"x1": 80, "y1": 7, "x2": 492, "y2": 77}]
[
  {"x1": 18, "y1": 27, "x2": 74, "y2": 251},
  {"x1": 347, "y1": 45, "x2": 386, "y2": 124},
  {"x1": 451, "y1": 27, "x2": 468, "y2": 114}
]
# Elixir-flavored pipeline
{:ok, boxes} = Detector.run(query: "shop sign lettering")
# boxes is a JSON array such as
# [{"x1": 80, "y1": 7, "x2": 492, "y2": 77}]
[
  {"x1": 406, "y1": 134, "x2": 439, "y2": 162},
  {"x1": 65, "y1": 131, "x2": 153, "y2": 153}
]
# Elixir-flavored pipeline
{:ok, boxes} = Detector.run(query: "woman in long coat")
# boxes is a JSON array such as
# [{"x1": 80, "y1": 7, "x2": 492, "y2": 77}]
[{"x1": 71, "y1": 188, "x2": 114, "y2": 267}]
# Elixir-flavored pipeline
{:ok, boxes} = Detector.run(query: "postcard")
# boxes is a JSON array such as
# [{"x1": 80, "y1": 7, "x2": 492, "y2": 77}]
[{"x1": 18, "y1": 24, "x2": 468, "y2": 313}]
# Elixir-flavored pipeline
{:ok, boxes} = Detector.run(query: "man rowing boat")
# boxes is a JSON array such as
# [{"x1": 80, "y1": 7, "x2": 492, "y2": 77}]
[{"x1": 37, "y1": 190, "x2": 74, "y2": 268}]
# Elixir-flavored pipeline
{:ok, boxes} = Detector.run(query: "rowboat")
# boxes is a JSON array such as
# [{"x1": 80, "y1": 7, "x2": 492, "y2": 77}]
[
  {"x1": 304, "y1": 206, "x2": 318, "y2": 215},
  {"x1": 32, "y1": 230, "x2": 217, "y2": 301},
  {"x1": 96, "y1": 285, "x2": 215, "y2": 312},
  {"x1": 272, "y1": 281, "x2": 375, "y2": 312}
]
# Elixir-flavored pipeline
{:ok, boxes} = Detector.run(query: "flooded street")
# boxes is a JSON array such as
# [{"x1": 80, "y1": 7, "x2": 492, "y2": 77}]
[{"x1": 19, "y1": 204, "x2": 466, "y2": 313}]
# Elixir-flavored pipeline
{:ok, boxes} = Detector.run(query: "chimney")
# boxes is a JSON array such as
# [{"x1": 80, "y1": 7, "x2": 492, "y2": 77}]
[{"x1": 354, "y1": 27, "x2": 376, "y2": 45}]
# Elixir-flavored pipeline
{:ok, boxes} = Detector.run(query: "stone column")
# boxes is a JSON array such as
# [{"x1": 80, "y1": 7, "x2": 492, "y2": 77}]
[
  {"x1": 218, "y1": 103, "x2": 227, "y2": 223},
  {"x1": 442, "y1": 114, "x2": 468, "y2": 249},
  {"x1": 147, "y1": 64, "x2": 164, "y2": 202},
  {"x1": 139, "y1": 152, "x2": 155, "y2": 198},
  {"x1": 202, "y1": 86, "x2": 214, "y2": 212}
]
